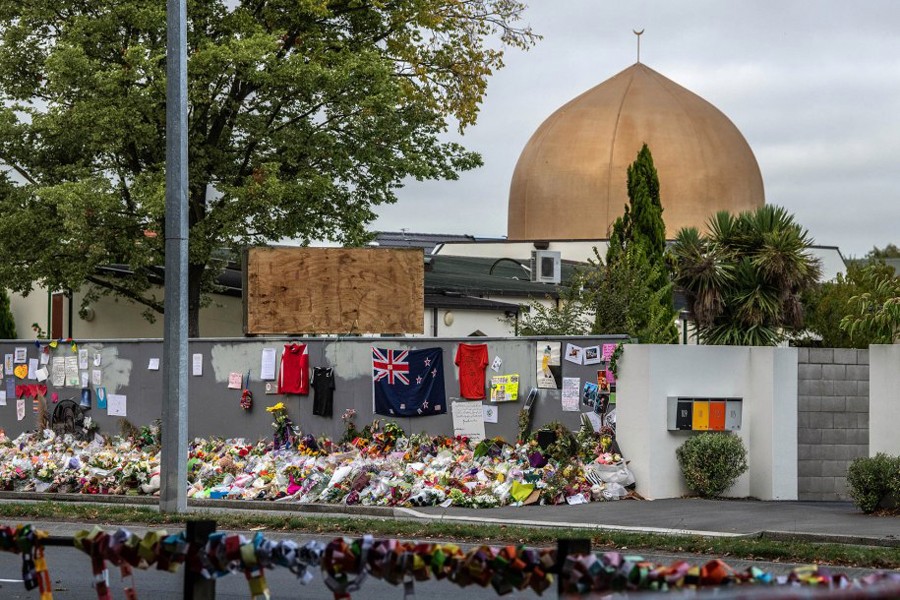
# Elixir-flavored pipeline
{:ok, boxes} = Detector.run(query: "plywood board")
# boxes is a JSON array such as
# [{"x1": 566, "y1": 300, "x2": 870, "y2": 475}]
[{"x1": 244, "y1": 247, "x2": 424, "y2": 335}]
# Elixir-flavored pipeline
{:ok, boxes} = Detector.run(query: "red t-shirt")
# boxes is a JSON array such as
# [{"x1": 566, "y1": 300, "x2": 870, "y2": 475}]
[
  {"x1": 455, "y1": 343, "x2": 488, "y2": 400},
  {"x1": 278, "y1": 343, "x2": 309, "y2": 395}
]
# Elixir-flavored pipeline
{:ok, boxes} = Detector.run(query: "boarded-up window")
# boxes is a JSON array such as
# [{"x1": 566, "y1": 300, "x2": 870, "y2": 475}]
[{"x1": 244, "y1": 247, "x2": 424, "y2": 335}]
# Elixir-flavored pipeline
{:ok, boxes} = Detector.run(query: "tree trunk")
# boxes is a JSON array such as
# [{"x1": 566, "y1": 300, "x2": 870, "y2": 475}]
[{"x1": 188, "y1": 262, "x2": 204, "y2": 338}]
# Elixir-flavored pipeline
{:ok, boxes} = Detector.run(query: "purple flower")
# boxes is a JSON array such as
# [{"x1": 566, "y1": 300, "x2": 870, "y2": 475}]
[{"x1": 528, "y1": 452, "x2": 547, "y2": 469}]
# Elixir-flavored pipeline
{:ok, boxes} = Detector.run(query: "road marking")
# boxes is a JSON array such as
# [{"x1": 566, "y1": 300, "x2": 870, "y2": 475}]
[{"x1": 394, "y1": 507, "x2": 746, "y2": 538}]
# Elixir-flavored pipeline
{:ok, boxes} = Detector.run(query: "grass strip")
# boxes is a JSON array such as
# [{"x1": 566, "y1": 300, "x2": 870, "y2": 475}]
[{"x1": 0, "y1": 501, "x2": 896, "y2": 570}]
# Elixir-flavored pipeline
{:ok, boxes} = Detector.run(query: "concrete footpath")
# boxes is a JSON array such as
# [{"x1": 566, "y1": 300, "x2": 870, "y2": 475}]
[
  {"x1": 2, "y1": 495, "x2": 898, "y2": 545},
  {"x1": 401, "y1": 498, "x2": 900, "y2": 545}
]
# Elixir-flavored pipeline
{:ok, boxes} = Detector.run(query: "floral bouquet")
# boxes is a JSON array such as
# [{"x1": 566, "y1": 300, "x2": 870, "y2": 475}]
[
  {"x1": 35, "y1": 461, "x2": 58, "y2": 483},
  {"x1": 266, "y1": 402, "x2": 298, "y2": 450},
  {"x1": 340, "y1": 409, "x2": 358, "y2": 444}
]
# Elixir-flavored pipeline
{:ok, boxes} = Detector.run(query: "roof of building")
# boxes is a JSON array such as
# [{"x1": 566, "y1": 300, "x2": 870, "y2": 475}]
[
  {"x1": 508, "y1": 62, "x2": 765, "y2": 240},
  {"x1": 372, "y1": 231, "x2": 479, "y2": 254},
  {"x1": 846, "y1": 257, "x2": 900, "y2": 275},
  {"x1": 424, "y1": 254, "x2": 578, "y2": 298},
  {"x1": 423, "y1": 293, "x2": 520, "y2": 312}
]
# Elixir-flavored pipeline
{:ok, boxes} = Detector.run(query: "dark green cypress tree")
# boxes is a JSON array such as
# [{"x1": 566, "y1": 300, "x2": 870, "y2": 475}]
[
  {"x1": 0, "y1": 290, "x2": 17, "y2": 339},
  {"x1": 596, "y1": 144, "x2": 676, "y2": 342},
  {"x1": 606, "y1": 143, "x2": 666, "y2": 265}
]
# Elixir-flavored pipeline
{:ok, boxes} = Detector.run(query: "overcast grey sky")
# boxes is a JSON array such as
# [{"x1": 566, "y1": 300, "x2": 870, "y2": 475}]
[{"x1": 371, "y1": 1, "x2": 900, "y2": 257}]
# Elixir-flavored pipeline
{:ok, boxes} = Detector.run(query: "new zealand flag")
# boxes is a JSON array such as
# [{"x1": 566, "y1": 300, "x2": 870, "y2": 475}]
[{"x1": 373, "y1": 347, "x2": 446, "y2": 417}]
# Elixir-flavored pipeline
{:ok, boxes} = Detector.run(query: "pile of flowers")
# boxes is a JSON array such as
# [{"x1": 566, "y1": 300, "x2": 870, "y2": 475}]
[{"x1": 0, "y1": 412, "x2": 635, "y2": 507}]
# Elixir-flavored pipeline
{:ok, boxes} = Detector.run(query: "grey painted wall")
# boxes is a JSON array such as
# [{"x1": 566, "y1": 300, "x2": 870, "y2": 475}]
[
  {"x1": 797, "y1": 348, "x2": 869, "y2": 501},
  {"x1": 0, "y1": 336, "x2": 624, "y2": 443}
]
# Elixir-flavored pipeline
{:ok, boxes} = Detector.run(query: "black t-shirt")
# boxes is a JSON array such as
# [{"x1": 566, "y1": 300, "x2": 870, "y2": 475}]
[{"x1": 312, "y1": 367, "x2": 335, "y2": 417}]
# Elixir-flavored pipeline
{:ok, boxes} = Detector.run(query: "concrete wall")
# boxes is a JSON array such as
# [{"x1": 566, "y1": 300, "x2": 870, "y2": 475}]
[
  {"x1": 0, "y1": 336, "x2": 623, "y2": 444},
  {"x1": 796, "y1": 348, "x2": 869, "y2": 501},
  {"x1": 617, "y1": 345, "x2": 798, "y2": 501},
  {"x1": 869, "y1": 344, "x2": 900, "y2": 457}
]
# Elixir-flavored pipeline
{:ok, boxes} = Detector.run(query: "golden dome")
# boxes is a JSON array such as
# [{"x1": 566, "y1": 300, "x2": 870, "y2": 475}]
[{"x1": 507, "y1": 63, "x2": 764, "y2": 240}]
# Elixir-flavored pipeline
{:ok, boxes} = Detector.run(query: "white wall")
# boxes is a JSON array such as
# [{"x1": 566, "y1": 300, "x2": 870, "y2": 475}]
[
  {"x1": 617, "y1": 345, "x2": 798, "y2": 500},
  {"x1": 869, "y1": 344, "x2": 900, "y2": 456},
  {"x1": 7, "y1": 285, "x2": 243, "y2": 339},
  {"x1": 436, "y1": 240, "x2": 608, "y2": 263},
  {"x1": 8, "y1": 290, "x2": 47, "y2": 338},
  {"x1": 419, "y1": 308, "x2": 512, "y2": 337}
]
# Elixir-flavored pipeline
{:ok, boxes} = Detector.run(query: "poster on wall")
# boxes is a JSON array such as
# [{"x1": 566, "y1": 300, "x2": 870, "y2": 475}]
[
  {"x1": 564, "y1": 344, "x2": 583, "y2": 365},
  {"x1": 536, "y1": 342, "x2": 561, "y2": 389},
  {"x1": 601, "y1": 344, "x2": 618, "y2": 384},
  {"x1": 4, "y1": 354, "x2": 12, "y2": 375},
  {"x1": 490, "y1": 374, "x2": 519, "y2": 402},
  {"x1": 583, "y1": 345, "x2": 602, "y2": 365}
]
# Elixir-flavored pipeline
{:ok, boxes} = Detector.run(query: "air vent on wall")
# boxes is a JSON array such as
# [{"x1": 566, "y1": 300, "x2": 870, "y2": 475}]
[{"x1": 530, "y1": 250, "x2": 561, "y2": 284}]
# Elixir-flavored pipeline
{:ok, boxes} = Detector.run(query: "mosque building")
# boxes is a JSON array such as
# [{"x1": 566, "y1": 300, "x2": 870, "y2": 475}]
[{"x1": 507, "y1": 62, "x2": 765, "y2": 241}]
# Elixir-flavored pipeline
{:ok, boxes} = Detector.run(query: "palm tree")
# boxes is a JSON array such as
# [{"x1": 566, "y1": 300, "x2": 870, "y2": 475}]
[{"x1": 671, "y1": 205, "x2": 822, "y2": 345}]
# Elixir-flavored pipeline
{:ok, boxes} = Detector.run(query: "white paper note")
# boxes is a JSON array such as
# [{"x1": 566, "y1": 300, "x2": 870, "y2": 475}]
[
  {"x1": 0, "y1": 391, "x2": 6, "y2": 406},
  {"x1": 80, "y1": 372, "x2": 89, "y2": 388},
  {"x1": 566, "y1": 493, "x2": 588, "y2": 505},
  {"x1": 228, "y1": 372, "x2": 243, "y2": 389},
  {"x1": 107, "y1": 394, "x2": 127, "y2": 417},
  {"x1": 17, "y1": 399, "x2": 25, "y2": 421},
  {"x1": 35, "y1": 367, "x2": 49, "y2": 383},
  {"x1": 562, "y1": 377, "x2": 580, "y2": 411},
  {"x1": 451, "y1": 401, "x2": 486, "y2": 443},
  {"x1": 4, "y1": 354, "x2": 12, "y2": 375},
  {"x1": 13, "y1": 348, "x2": 27, "y2": 363},
  {"x1": 93, "y1": 352, "x2": 102, "y2": 367},
  {"x1": 148, "y1": 358, "x2": 160, "y2": 371},
  {"x1": 260, "y1": 348, "x2": 277, "y2": 380},
  {"x1": 92, "y1": 369, "x2": 102, "y2": 387},
  {"x1": 51, "y1": 357, "x2": 65, "y2": 387},
  {"x1": 78, "y1": 349, "x2": 89, "y2": 370},
  {"x1": 192, "y1": 353, "x2": 203, "y2": 376},
  {"x1": 482, "y1": 403, "x2": 498, "y2": 424},
  {"x1": 65, "y1": 356, "x2": 79, "y2": 387},
  {"x1": 490, "y1": 356, "x2": 502, "y2": 373},
  {"x1": 39, "y1": 352, "x2": 49, "y2": 365},
  {"x1": 27, "y1": 358, "x2": 38, "y2": 380},
  {"x1": 585, "y1": 411, "x2": 602, "y2": 433}
]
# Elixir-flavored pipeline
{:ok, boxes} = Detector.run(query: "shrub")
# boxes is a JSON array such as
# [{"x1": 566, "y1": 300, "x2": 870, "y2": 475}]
[
  {"x1": 846, "y1": 454, "x2": 900, "y2": 514},
  {"x1": 676, "y1": 432, "x2": 748, "y2": 498}
]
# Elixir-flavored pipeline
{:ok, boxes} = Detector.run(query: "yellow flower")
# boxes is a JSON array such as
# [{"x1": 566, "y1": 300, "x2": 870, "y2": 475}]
[{"x1": 266, "y1": 402, "x2": 285, "y2": 413}]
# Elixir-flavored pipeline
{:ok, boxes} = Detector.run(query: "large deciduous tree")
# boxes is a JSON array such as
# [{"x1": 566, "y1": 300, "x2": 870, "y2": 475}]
[
  {"x1": 0, "y1": 290, "x2": 16, "y2": 339},
  {"x1": 840, "y1": 267, "x2": 900, "y2": 344},
  {"x1": 0, "y1": 0, "x2": 536, "y2": 335},
  {"x1": 801, "y1": 261, "x2": 898, "y2": 348},
  {"x1": 672, "y1": 205, "x2": 822, "y2": 346}
]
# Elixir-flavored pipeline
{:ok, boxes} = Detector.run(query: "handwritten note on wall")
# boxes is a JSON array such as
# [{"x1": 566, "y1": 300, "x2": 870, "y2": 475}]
[{"x1": 451, "y1": 401, "x2": 486, "y2": 443}]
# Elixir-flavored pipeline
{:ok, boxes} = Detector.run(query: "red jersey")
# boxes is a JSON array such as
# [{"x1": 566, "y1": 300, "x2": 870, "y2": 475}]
[
  {"x1": 455, "y1": 343, "x2": 488, "y2": 400},
  {"x1": 277, "y1": 343, "x2": 309, "y2": 395}
]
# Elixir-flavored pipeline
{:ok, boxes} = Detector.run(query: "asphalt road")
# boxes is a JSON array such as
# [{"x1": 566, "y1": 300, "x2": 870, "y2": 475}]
[
  {"x1": 0, "y1": 542, "x2": 546, "y2": 600},
  {"x1": 0, "y1": 537, "x2": 886, "y2": 600}
]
